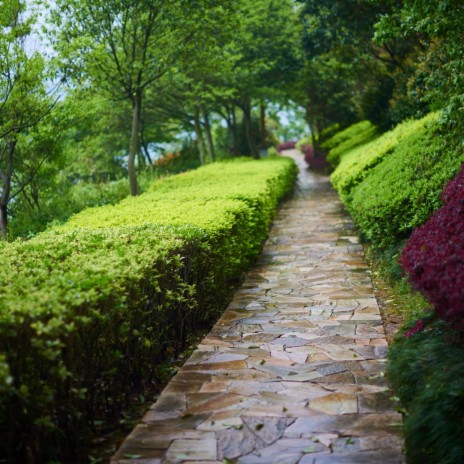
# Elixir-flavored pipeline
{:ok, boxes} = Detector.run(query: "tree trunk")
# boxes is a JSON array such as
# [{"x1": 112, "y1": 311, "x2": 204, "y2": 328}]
[
  {"x1": 201, "y1": 105, "x2": 216, "y2": 162},
  {"x1": 140, "y1": 121, "x2": 153, "y2": 166},
  {"x1": 231, "y1": 106, "x2": 239, "y2": 156},
  {"x1": 260, "y1": 102, "x2": 267, "y2": 149},
  {"x1": 0, "y1": 139, "x2": 16, "y2": 239},
  {"x1": 129, "y1": 92, "x2": 141, "y2": 196},
  {"x1": 305, "y1": 107, "x2": 318, "y2": 153},
  {"x1": 193, "y1": 106, "x2": 206, "y2": 165},
  {"x1": 0, "y1": 204, "x2": 8, "y2": 239},
  {"x1": 243, "y1": 101, "x2": 259, "y2": 159}
]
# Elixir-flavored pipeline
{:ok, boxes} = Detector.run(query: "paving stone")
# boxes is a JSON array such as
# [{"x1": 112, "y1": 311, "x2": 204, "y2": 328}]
[
  {"x1": 309, "y1": 393, "x2": 358, "y2": 415},
  {"x1": 166, "y1": 437, "x2": 217, "y2": 461},
  {"x1": 111, "y1": 151, "x2": 403, "y2": 463},
  {"x1": 241, "y1": 416, "x2": 287, "y2": 444},
  {"x1": 217, "y1": 427, "x2": 267, "y2": 460},
  {"x1": 307, "y1": 450, "x2": 405, "y2": 463}
]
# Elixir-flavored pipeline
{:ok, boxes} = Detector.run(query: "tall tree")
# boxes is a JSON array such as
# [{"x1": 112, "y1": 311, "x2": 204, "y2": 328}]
[
  {"x1": 53, "y1": 0, "x2": 236, "y2": 195},
  {"x1": 0, "y1": 0, "x2": 56, "y2": 237}
]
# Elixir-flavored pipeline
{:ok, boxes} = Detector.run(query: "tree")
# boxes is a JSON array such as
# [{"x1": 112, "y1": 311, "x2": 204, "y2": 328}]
[
  {"x1": 296, "y1": 0, "x2": 427, "y2": 132},
  {"x1": 228, "y1": 0, "x2": 302, "y2": 157},
  {"x1": 373, "y1": 0, "x2": 464, "y2": 134},
  {"x1": 0, "y1": 0, "x2": 56, "y2": 237},
  {"x1": 53, "y1": 0, "x2": 237, "y2": 195}
]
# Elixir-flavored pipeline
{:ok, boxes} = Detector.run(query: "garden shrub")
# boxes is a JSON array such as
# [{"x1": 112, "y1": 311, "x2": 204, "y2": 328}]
[
  {"x1": 322, "y1": 120, "x2": 374, "y2": 148},
  {"x1": 325, "y1": 121, "x2": 378, "y2": 168},
  {"x1": 388, "y1": 316, "x2": 464, "y2": 464},
  {"x1": 301, "y1": 144, "x2": 330, "y2": 171},
  {"x1": 277, "y1": 141, "x2": 296, "y2": 152},
  {"x1": 295, "y1": 135, "x2": 311, "y2": 151},
  {"x1": 0, "y1": 156, "x2": 296, "y2": 463},
  {"x1": 331, "y1": 113, "x2": 440, "y2": 199},
  {"x1": 330, "y1": 112, "x2": 464, "y2": 249},
  {"x1": 400, "y1": 164, "x2": 464, "y2": 327},
  {"x1": 328, "y1": 114, "x2": 464, "y2": 463}
]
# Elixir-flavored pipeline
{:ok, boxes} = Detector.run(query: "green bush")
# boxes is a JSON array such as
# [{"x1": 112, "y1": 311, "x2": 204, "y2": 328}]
[
  {"x1": 388, "y1": 316, "x2": 464, "y2": 464},
  {"x1": 295, "y1": 135, "x2": 312, "y2": 151},
  {"x1": 322, "y1": 120, "x2": 374, "y2": 151},
  {"x1": 329, "y1": 112, "x2": 464, "y2": 248},
  {"x1": 9, "y1": 178, "x2": 132, "y2": 239},
  {"x1": 347, "y1": 117, "x2": 462, "y2": 248},
  {"x1": 325, "y1": 121, "x2": 378, "y2": 168},
  {"x1": 331, "y1": 113, "x2": 440, "y2": 200},
  {"x1": 0, "y1": 156, "x2": 296, "y2": 463},
  {"x1": 329, "y1": 112, "x2": 464, "y2": 462}
]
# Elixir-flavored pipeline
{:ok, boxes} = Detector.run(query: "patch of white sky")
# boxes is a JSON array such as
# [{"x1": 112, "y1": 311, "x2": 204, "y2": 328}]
[{"x1": 23, "y1": 0, "x2": 55, "y2": 56}]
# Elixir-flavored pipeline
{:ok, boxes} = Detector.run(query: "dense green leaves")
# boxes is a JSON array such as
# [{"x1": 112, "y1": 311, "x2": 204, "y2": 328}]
[
  {"x1": 0, "y1": 0, "x2": 58, "y2": 237},
  {"x1": 0, "y1": 156, "x2": 296, "y2": 462},
  {"x1": 329, "y1": 112, "x2": 463, "y2": 248}
]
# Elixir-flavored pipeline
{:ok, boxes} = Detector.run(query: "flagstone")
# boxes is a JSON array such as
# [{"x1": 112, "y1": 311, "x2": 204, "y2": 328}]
[
  {"x1": 217, "y1": 427, "x2": 267, "y2": 460},
  {"x1": 166, "y1": 437, "x2": 217, "y2": 461},
  {"x1": 111, "y1": 151, "x2": 403, "y2": 463},
  {"x1": 309, "y1": 393, "x2": 358, "y2": 415}
]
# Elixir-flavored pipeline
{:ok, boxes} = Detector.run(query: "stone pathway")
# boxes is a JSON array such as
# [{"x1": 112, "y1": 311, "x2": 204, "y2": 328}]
[{"x1": 112, "y1": 150, "x2": 405, "y2": 464}]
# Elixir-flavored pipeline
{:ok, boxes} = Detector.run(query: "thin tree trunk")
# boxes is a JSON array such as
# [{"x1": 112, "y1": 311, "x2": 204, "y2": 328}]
[
  {"x1": 260, "y1": 102, "x2": 266, "y2": 149},
  {"x1": 305, "y1": 107, "x2": 318, "y2": 153},
  {"x1": 243, "y1": 101, "x2": 259, "y2": 159},
  {"x1": 193, "y1": 106, "x2": 206, "y2": 165},
  {"x1": 140, "y1": 121, "x2": 153, "y2": 167},
  {"x1": 231, "y1": 105, "x2": 240, "y2": 156},
  {"x1": 201, "y1": 105, "x2": 216, "y2": 162},
  {"x1": 0, "y1": 139, "x2": 16, "y2": 238},
  {"x1": 129, "y1": 92, "x2": 141, "y2": 196}
]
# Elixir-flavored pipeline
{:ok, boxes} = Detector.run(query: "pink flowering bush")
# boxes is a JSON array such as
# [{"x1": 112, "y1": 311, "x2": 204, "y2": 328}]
[
  {"x1": 400, "y1": 163, "x2": 464, "y2": 327},
  {"x1": 302, "y1": 144, "x2": 330, "y2": 171},
  {"x1": 277, "y1": 141, "x2": 296, "y2": 152},
  {"x1": 404, "y1": 319, "x2": 423, "y2": 338}
]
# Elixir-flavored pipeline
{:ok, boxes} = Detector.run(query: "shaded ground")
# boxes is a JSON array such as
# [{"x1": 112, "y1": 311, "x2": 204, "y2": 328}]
[{"x1": 112, "y1": 150, "x2": 405, "y2": 464}]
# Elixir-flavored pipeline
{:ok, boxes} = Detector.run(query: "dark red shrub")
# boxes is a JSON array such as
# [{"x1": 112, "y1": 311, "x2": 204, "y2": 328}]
[
  {"x1": 441, "y1": 164, "x2": 464, "y2": 203},
  {"x1": 400, "y1": 163, "x2": 464, "y2": 327},
  {"x1": 302, "y1": 144, "x2": 330, "y2": 171},
  {"x1": 277, "y1": 141, "x2": 296, "y2": 152}
]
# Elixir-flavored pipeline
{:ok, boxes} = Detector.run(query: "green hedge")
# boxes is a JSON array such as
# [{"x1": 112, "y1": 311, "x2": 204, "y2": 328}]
[
  {"x1": 324, "y1": 120, "x2": 378, "y2": 168},
  {"x1": 321, "y1": 121, "x2": 373, "y2": 151},
  {"x1": 0, "y1": 156, "x2": 296, "y2": 463},
  {"x1": 330, "y1": 112, "x2": 464, "y2": 248},
  {"x1": 388, "y1": 316, "x2": 464, "y2": 464},
  {"x1": 329, "y1": 114, "x2": 464, "y2": 462},
  {"x1": 331, "y1": 113, "x2": 439, "y2": 201}
]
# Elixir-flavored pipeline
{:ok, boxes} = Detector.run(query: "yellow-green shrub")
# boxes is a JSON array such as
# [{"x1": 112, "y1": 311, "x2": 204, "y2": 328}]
[
  {"x1": 330, "y1": 112, "x2": 464, "y2": 249},
  {"x1": 325, "y1": 121, "x2": 378, "y2": 167},
  {"x1": 331, "y1": 113, "x2": 440, "y2": 201},
  {"x1": 0, "y1": 157, "x2": 296, "y2": 463}
]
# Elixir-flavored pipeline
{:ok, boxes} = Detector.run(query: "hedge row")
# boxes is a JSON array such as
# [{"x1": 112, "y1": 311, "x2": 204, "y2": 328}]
[
  {"x1": 401, "y1": 163, "x2": 464, "y2": 328},
  {"x1": 0, "y1": 156, "x2": 297, "y2": 463},
  {"x1": 324, "y1": 120, "x2": 378, "y2": 168},
  {"x1": 328, "y1": 115, "x2": 464, "y2": 463},
  {"x1": 330, "y1": 112, "x2": 464, "y2": 248}
]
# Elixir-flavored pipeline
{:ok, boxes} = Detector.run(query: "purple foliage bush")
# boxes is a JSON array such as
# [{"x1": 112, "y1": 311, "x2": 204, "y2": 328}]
[
  {"x1": 400, "y1": 163, "x2": 464, "y2": 327},
  {"x1": 277, "y1": 141, "x2": 296, "y2": 152},
  {"x1": 302, "y1": 144, "x2": 330, "y2": 170}
]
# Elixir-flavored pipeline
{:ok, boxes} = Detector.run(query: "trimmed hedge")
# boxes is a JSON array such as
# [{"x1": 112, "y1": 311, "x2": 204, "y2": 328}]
[
  {"x1": 0, "y1": 156, "x2": 297, "y2": 463},
  {"x1": 324, "y1": 120, "x2": 378, "y2": 168},
  {"x1": 400, "y1": 163, "x2": 464, "y2": 328},
  {"x1": 330, "y1": 112, "x2": 464, "y2": 248},
  {"x1": 388, "y1": 316, "x2": 464, "y2": 464},
  {"x1": 331, "y1": 113, "x2": 439, "y2": 202},
  {"x1": 329, "y1": 114, "x2": 464, "y2": 463}
]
